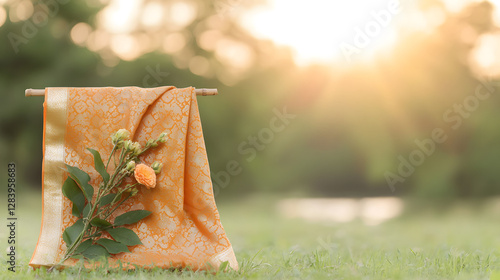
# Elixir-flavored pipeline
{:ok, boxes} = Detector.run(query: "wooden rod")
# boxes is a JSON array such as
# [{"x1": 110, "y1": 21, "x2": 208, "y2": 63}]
[{"x1": 25, "y1": 88, "x2": 218, "y2": 96}]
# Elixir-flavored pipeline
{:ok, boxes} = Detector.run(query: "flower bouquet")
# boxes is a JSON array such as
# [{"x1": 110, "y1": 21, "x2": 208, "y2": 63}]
[{"x1": 49, "y1": 129, "x2": 167, "y2": 271}]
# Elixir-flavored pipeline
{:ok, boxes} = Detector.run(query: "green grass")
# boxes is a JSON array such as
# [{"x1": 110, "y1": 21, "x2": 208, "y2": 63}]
[{"x1": 2, "y1": 191, "x2": 500, "y2": 279}]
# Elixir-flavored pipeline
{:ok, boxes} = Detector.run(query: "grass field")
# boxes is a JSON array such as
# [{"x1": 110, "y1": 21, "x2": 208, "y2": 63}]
[{"x1": 1, "y1": 191, "x2": 500, "y2": 279}]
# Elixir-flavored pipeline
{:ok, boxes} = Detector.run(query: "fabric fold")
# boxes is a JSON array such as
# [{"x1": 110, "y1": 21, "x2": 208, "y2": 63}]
[{"x1": 29, "y1": 86, "x2": 238, "y2": 270}]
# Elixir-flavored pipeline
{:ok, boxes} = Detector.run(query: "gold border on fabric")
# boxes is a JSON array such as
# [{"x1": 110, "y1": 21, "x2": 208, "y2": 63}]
[
  {"x1": 30, "y1": 88, "x2": 68, "y2": 266},
  {"x1": 207, "y1": 246, "x2": 239, "y2": 271}
]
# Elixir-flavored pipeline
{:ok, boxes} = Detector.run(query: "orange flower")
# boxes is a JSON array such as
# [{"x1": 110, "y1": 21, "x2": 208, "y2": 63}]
[{"x1": 134, "y1": 163, "x2": 156, "y2": 189}]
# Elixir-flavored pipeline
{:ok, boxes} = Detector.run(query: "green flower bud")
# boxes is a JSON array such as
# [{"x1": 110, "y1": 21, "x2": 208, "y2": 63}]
[
  {"x1": 125, "y1": 161, "x2": 136, "y2": 172},
  {"x1": 123, "y1": 140, "x2": 133, "y2": 151},
  {"x1": 157, "y1": 131, "x2": 168, "y2": 143},
  {"x1": 147, "y1": 139, "x2": 158, "y2": 148},
  {"x1": 131, "y1": 188, "x2": 139, "y2": 196},
  {"x1": 131, "y1": 142, "x2": 142, "y2": 156},
  {"x1": 151, "y1": 161, "x2": 162, "y2": 174},
  {"x1": 111, "y1": 129, "x2": 131, "y2": 147}
]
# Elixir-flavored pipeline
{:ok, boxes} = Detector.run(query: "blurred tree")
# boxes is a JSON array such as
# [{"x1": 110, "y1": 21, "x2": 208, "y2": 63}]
[
  {"x1": 0, "y1": 0, "x2": 294, "y2": 196},
  {"x1": 2, "y1": 0, "x2": 500, "y2": 201},
  {"x1": 270, "y1": 1, "x2": 500, "y2": 198}
]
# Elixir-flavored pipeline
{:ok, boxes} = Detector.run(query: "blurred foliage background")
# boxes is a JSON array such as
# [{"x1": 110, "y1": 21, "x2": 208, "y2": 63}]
[{"x1": 1, "y1": 0, "x2": 500, "y2": 201}]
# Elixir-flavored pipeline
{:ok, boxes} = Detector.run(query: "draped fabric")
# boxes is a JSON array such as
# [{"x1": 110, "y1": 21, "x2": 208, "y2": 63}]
[{"x1": 29, "y1": 87, "x2": 238, "y2": 270}]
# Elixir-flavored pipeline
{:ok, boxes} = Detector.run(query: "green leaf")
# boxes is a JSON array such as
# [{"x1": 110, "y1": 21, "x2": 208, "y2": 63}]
[
  {"x1": 81, "y1": 244, "x2": 109, "y2": 260},
  {"x1": 62, "y1": 177, "x2": 85, "y2": 217},
  {"x1": 218, "y1": 261, "x2": 229, "y2": 272},
  {"x1": 91, "y1": 218, "x2": 112, "y2": 228},
  {"x1": 87, "y1": 148, "x2": 110, "y2": 185},
  {"x1": 63, "y1": 219, "x2": 84, "y2": 247},
  {"x1": 107, "y1": 227, "x2": 142, "y2": 246},
  {"x1": 99, "y1": 193, "x2": 119, "y2": 207},
  {"x1": 83, "y1": 203, "x2": 92, "y2": 218},
  {"x1": 96, "y1": 238, "x2": 130, "y2": 254},
  {"x1": 66, "y1": 165, "x2": 94, "y2": 200},
  {"x1": 69, "y1": 254, "x2": 84, "y2": 260},
  {"x1": 114, "y1": 210, "x2": 152, "y2": 226},
  {"x1": 74, "y1": 239, "x2": 93, "y2": 254},
  {"x1": 71, "y1": 204, "x2": 80, "y2": 217}
]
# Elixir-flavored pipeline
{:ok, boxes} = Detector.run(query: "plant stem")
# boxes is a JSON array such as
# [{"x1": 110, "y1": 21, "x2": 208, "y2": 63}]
[
  {"x1": 106, "y1": 149, "x2": 128, "y2": 191},
  {"x1": 103, "y1": 193, "x2": 133, "y2": 220},
  {"x1": 105, "y1": 145, "x2": 117, "y2": 171},
  {"x1": 49, "y1": 138, "x2": 155, "y2": 272},
  {"x1": 49, "y1": 149, "x2": 123, "y2": 272}
]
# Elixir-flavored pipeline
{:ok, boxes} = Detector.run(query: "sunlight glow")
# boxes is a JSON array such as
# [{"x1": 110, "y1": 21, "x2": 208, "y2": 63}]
[
  {"x1": 87, "y1": 30, "x2": 109, "y2": 52},
  {"x1": 189, "y1": 56, "x2": 211, "y2": 77},
  {"x1": 99, "y1": 0, "x2": 142, "y2": 34},
  {"x1": 440, "y1": 0, "x2": 474, "y2": 13},
  {"x1": 470, "y1": 32, "x2": 500, "y2": 77},
  {"x1": 240, "y1": 0, "x2": 403, "y2": 65},
  {"x1": 70, "y1": 22, "x2": 92, "y2": 46},
  {"x1": 110, "y1": 34, "x2": 141, "y2": 61},
  {"x1": 162, "y1": 32, "x2": 186, "y2": 53},
  {"x1": 141, "y1": 1, "x2": 164, "y2": 28},
  {"x1": 9, "y1": 0, "x2": 33, "y2": 22},
  {"x1": 215, "y1": 38, "x2": 254, "y2": 70},
  {"x1": 0, "y1": 7, "x2": 6, "y2": 28},
  {"x1": 166, "y1": 1, "x2": 197, "y2": 29},
  {"x1": 489, "y1": 0, "x2": 500, "y2": 26}
]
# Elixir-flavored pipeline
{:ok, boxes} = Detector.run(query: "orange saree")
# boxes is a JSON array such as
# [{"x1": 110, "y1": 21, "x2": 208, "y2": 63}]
[{"x1": 29, "y1": 86, "x2": 238, "y2": 270}]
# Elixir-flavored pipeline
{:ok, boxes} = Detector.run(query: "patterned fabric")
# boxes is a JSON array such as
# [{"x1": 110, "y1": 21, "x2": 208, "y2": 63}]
[{"x1": 29, "y1": 87, "x2": 238, "y2": 270}]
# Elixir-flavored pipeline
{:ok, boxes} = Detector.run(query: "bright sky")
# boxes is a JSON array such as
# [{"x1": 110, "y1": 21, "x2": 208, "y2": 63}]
[
  {"x1": 84, "y1": 0, "x2": 500, "y2": 74},
  {"x1": 240, "y1": 0, "x2": 500, "y2": 68},
  {"x1": 240, "y1": 0, "x2": 403, "y2": 65},
  {"x1": 3, "y1": 0, "x2": 500, "y2": 68}
]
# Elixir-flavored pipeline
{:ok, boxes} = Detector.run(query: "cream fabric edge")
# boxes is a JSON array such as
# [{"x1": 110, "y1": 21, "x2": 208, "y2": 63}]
[
  {"x1": 207, "y1": 246, "x2": 239, "y2": 271},
  {"x1": 30, "y1": 88, "x2": 68, "y2": 266}
]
